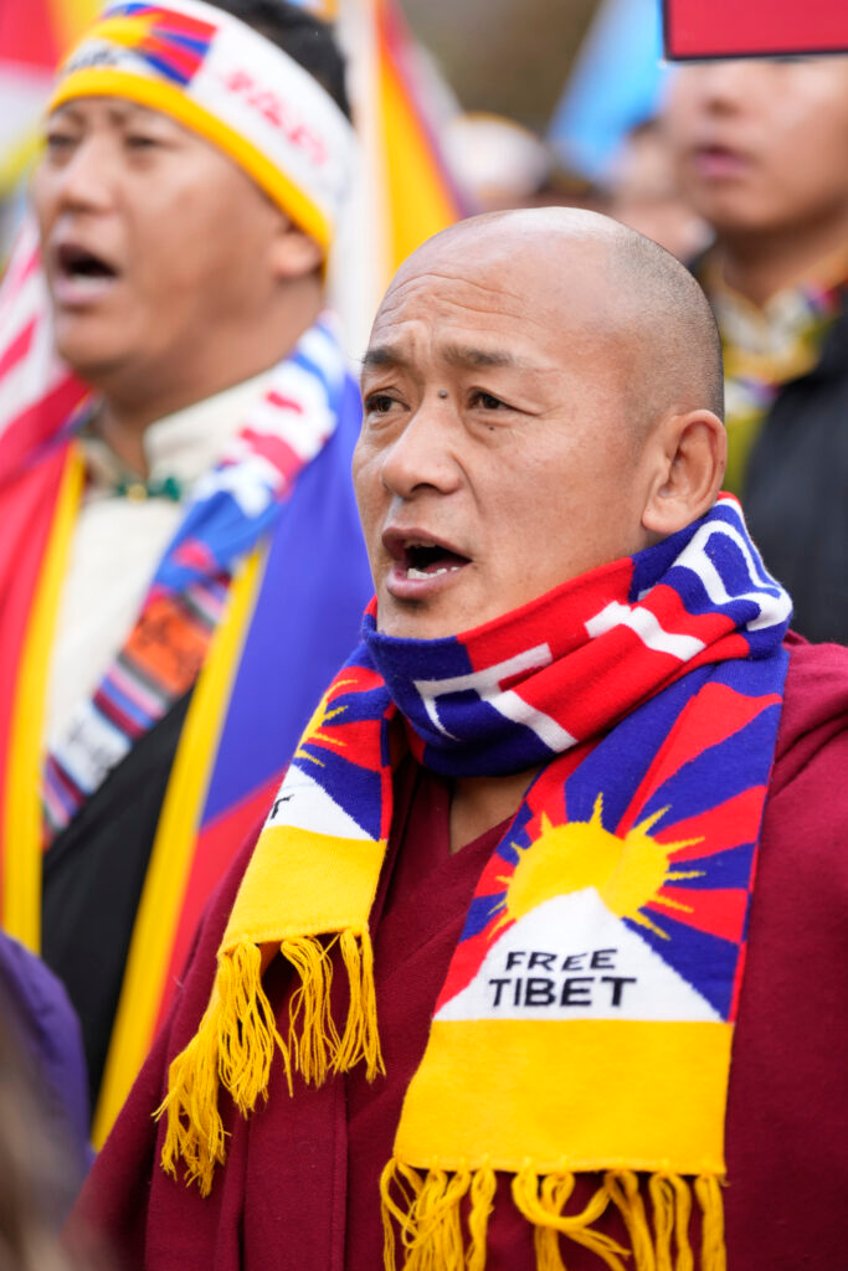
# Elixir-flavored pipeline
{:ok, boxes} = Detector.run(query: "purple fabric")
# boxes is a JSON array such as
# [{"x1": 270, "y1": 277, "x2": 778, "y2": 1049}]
[{"x1": 0, "y1": 931, "x2": 92, "y2": 1194}]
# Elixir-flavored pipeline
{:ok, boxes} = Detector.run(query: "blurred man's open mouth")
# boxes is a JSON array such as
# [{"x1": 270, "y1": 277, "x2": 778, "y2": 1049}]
[
  {"x1": 691, "y1": 144, "x2": 751, "y2": 181},
  {"x1": 51, "y1": 242, "x2": 120, "y2": 306}
]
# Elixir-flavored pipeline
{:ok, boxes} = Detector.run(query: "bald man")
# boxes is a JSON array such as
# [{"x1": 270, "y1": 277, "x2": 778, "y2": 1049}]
[{"x1": 74, "y1": 210, "x2": 848, "y2": 1271}]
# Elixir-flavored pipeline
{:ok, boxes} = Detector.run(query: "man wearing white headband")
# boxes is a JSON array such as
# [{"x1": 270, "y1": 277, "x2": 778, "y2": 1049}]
[{"x1": 0, "y1": 0, "x2": 372, "y2": 1145}]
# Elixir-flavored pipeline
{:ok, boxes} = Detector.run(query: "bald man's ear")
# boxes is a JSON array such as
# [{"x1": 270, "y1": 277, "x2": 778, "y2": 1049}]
[
  {"x1": 641, "y1": 410, "x2": 727, "y2": 539},
  {"x1": 270, "y1": 222, "x2": 324, "y2": 281}
]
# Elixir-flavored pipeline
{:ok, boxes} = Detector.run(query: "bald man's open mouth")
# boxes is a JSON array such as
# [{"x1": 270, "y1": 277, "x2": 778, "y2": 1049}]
[{"x1": 382, "y1": 528, "x2": 471, "y2": 596}]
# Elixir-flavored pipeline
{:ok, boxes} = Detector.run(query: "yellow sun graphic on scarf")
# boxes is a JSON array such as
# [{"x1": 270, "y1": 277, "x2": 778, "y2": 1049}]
[
  {"x1": 494, "y1": 795, "x2": 703, "y2": 940},
  {"x1": 294, "y1": 679, "x2": 354, "y2": 767}
]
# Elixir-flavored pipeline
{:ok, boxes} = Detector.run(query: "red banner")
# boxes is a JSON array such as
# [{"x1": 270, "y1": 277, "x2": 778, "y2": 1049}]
[{"x1": 664, "y1": 0, "x2": 848, "y2": 59}]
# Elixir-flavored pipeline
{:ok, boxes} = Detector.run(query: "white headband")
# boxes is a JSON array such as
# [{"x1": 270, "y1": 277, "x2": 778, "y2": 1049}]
[{"x1": 48, "y1": 0, "x2": 355, "y2": 253}]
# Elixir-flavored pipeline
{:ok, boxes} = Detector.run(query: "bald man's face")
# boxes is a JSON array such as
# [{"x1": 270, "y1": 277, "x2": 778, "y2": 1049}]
[{"x1": 354, "y1": 233, "x2": 659, "y2": 638}]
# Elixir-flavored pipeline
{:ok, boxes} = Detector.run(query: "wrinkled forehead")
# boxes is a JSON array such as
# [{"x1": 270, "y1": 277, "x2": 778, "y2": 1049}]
[
  {"x1": 367, "y1": 237, "x2": 622, "y2": 371},
  {"x1": 373, "y1": 266, "x2": 527, "y2": 337}
]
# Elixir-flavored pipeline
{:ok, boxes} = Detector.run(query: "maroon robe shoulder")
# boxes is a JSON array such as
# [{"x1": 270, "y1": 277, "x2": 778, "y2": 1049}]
[{"x1": 73, "y1": 633, "x2": 848, "y2": 1271}]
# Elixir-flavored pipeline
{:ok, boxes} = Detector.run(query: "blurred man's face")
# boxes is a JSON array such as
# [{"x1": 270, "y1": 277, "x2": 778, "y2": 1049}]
[
  {"x1": 33, "y1": 97, "x2": 286, "y2": 392},
  {"x1": 664, "y1": 58, "x2": 848, "y2": 238},
  {"x1": 354, "y1": 235, "x2": 657, "y2": 639}
]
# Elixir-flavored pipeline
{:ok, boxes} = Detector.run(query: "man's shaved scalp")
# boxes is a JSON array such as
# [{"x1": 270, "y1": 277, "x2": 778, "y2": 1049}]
[{"x1": 608, "y1": 226, "x2": 725, "y2": 425}]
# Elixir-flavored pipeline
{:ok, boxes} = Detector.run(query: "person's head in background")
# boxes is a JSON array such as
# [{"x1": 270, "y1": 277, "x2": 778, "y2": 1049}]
[
  {"x1": 444, "y1": 110, "x2": 707, "y2": 261},
  {"x1": 443, "y1": 112, "x2": 605, "y2": 215},
  {"x1": 607, "y1": 117, "x2": 709, "y2": 262},
  {"x1": 664, "y1": 56, "x2": 848, "y2": 305},
  {"x1": 31, "y1": 0, "x2": 352, "y2": 449}
]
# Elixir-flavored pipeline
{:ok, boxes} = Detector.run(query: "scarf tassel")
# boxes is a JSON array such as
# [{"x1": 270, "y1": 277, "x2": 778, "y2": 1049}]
[
  {"x1": 380, "y1": 1161, "x2": 726, "y2": 1271},
  {"x1": 158, "y1": 931, "x2": 382, "y2": 1195},
  {"x1": 380, "y1": 1160, "x2": 497, "y2": 1271}
]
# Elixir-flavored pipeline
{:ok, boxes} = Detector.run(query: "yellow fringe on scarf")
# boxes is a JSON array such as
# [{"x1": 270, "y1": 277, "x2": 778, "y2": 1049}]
[
  {"x1": 380, "y1": 1161, "x2": 726, "y2": 1271},
  {"x1": 158, "y1": 930, "x2": 382, "y2": 1195},
  {"x1": 649, "y1": 1173, "x2": 694, "y2": 1271},
  {"x1": 380, "y1": 1160, "x2": 497, "y2": 1271}
]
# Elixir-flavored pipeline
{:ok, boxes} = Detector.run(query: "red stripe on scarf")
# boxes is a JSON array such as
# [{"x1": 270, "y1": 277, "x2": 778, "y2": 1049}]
[
  {"x1": 616, "y1": 684, "x2": 781, "y2": 838},
  {"x1": 657, "y1": 787, "x2": 770, "y2": 862}
]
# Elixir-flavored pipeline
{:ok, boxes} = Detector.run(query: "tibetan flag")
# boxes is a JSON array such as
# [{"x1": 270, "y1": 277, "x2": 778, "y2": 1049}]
[
  {"x1": 664, "y1": 0, "x2": 848, "y2": 59},
  {"x1": 332, "y1": 0, "x2": 467, "y2": 354},
  {"x1": 0, "y1": 0, "x2": 100, "y2": 194},
  {"x1": 371, "y1": 0, "x2": 464, "y2": 276}
]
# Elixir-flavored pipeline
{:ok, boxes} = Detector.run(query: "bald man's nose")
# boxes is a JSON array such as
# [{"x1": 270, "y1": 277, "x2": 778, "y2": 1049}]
[{"x1": 379, "y1": 398, "x2": 462, "y2": 500}]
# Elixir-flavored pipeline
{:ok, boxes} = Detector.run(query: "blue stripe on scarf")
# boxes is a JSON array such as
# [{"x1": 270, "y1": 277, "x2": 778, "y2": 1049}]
[
  {"x1": 564, "y1": 670, "x2": 714, "y2": 829},
  {"x1": 290, "y1": 745, "x2": 386, "y2": 843},
  {"x1": 632, "y1": 503, "x2": 790, "y2": 660},
  {"x1": 672, "y1": 843, "x2": 756, "y2": 890},
  {"x1": 641, "y1": 701, "x2": 783, "y2": 825},
  {"x1": 424, "y1": 703, "x2": 560, "y2": 776}
]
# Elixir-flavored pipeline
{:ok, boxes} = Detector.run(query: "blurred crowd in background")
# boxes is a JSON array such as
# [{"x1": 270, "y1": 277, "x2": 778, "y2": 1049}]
[{"x1": 0, "y1": 0, "x2": 697, "y2": 280}]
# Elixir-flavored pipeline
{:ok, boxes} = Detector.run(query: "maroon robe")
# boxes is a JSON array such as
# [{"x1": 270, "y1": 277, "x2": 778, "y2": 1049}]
[{"x1": 73, "y1": 634, "x2": 848, "y2": 1270}]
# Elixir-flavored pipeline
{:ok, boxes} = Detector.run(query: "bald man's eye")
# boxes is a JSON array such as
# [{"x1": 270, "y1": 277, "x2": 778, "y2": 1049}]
[
  {"x1": 470, "y1": 390, "x2": 508, "y2": 411},
  {"x1": 363, "y1": 392, "x2": 400, "y2": 415}
]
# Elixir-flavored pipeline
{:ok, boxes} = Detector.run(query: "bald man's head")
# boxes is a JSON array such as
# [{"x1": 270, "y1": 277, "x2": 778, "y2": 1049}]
[
  {"x1": 356, "y1": 207, "x2": 728, "y2": 636},
  {"x1": 606, "y1": 223, "x2": 724, "y2": 426},
  {"x1": 390, "y1": 208, "x2": 724, "y2": 438}
]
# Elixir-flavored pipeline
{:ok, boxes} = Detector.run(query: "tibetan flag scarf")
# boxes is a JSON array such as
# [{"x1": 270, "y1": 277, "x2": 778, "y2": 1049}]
[
  {"x1": 40, "y1": 317, "x2": 363, "y2": 1147},
  {"x1": 160, "y1": 496, "x2": 791, "y2": 1269},
  {"x1": 42, "y1": 316, "x2": 346, "y2": 842}
]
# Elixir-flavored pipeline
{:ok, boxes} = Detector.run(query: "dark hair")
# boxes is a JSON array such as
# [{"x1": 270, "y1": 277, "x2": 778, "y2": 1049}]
[{"x1": 210, "y1": 0, "x2": 351, "y2": 119}]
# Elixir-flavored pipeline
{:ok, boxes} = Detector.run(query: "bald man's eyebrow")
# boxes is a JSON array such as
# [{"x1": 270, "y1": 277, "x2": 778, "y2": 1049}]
[
  {"x1": 361, "y1": 345, "x2": 406, "y2": 371},
  {"x1": 441, "y1": 344, "x2": 524, "y2": 370},
  {"x1": 361, "y1": 343, "x2": 532, "y2": 374}
]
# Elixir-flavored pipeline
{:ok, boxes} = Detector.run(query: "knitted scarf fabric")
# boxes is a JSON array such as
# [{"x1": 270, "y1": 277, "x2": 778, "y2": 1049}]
[{"x1": 160, "y1": 497, "x2": 791, "y2": 1270}]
